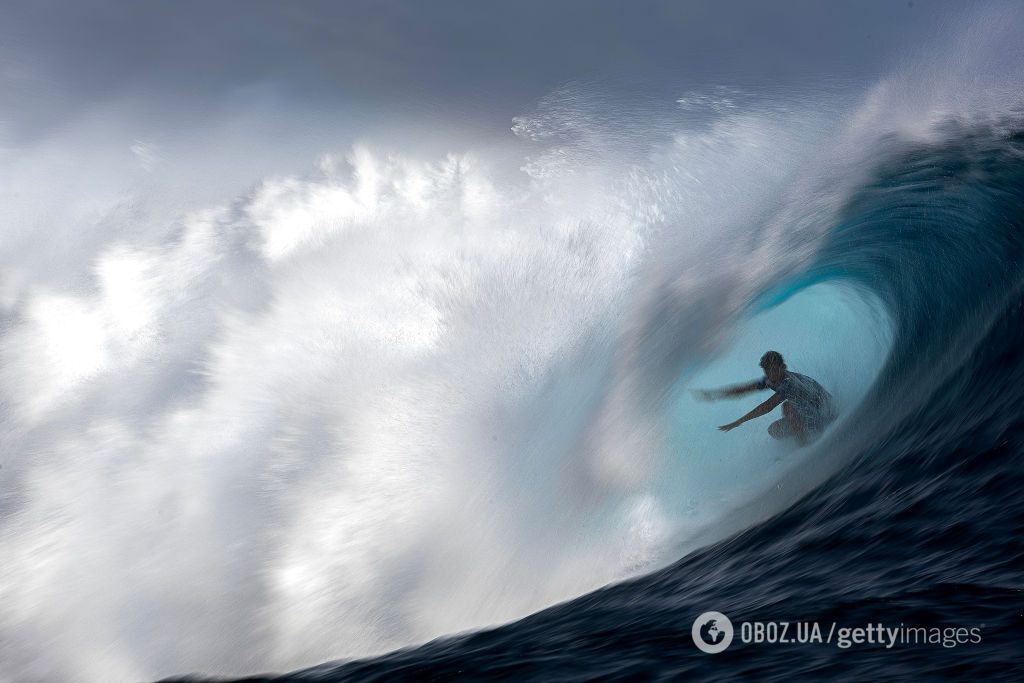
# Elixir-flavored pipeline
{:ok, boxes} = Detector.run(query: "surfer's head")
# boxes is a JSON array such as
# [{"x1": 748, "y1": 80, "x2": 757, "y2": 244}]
[{"x1": 760, "y1": 350, "x2": 786, "y2": 382}]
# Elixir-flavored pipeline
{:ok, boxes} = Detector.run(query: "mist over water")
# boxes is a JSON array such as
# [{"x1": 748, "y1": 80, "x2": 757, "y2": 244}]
[
  {"x1": 2, "y1": 4, "x2": 1023, "y2": 681},
  {"x1": 0, "y1": 85, "x2": 857, "y2": 679}
]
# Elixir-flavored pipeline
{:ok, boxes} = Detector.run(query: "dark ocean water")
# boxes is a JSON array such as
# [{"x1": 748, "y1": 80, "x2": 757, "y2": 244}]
[{"x1": 168, "y1": 125, "x2": 1024, "y2": 682}]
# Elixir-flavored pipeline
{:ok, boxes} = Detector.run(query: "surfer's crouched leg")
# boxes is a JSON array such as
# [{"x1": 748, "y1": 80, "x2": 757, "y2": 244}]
[
  {"x1": 768, "y1": 401, "x2": 803, "y2": 440},
  {"x1": 768, "y1": 417, "x2": 791, "y2": 439}
]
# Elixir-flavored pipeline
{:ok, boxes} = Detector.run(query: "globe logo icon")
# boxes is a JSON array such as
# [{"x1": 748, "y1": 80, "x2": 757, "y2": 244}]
[{"x1": 692, "y1": 611, "x2": 734, "y2": 653}]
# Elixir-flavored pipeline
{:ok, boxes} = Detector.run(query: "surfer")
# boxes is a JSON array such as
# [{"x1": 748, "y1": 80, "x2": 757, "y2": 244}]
[{"x1": 697, "y1": 351, "x2": 836, "y2": 445}]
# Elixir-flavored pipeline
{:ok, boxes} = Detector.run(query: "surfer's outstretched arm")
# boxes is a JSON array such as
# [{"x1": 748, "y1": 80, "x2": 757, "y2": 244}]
[
  {"x1": 719, "y1": 392, "x2": 784, "y2": 431},
  {"x1": 695, "y1": 379, "x2": 763, "y2": 401}
]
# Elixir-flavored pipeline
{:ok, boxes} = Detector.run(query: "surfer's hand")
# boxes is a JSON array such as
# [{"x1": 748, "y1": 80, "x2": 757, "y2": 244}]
[
  {"x1": 693, "y1": 389, "x2": 718, "y2": 402},
  {"x1": 718, "y1": 422, "x2": 736, "y2": 432}
]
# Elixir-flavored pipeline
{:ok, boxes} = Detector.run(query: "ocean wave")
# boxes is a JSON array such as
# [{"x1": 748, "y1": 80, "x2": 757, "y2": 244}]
[{"x1": 4, "y1": 56, "x2": 1024, "y2": 682}]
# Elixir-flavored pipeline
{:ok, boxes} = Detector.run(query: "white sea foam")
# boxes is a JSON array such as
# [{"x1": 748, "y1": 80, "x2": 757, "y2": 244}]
[{"x1": 4, "y1": 68, "x2": 994, "y2": 677}]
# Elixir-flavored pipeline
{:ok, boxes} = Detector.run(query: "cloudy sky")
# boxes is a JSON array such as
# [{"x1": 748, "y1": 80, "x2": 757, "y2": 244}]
[{"x1": 2, "y1": 0, "x2": 961, "y2": 141}]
